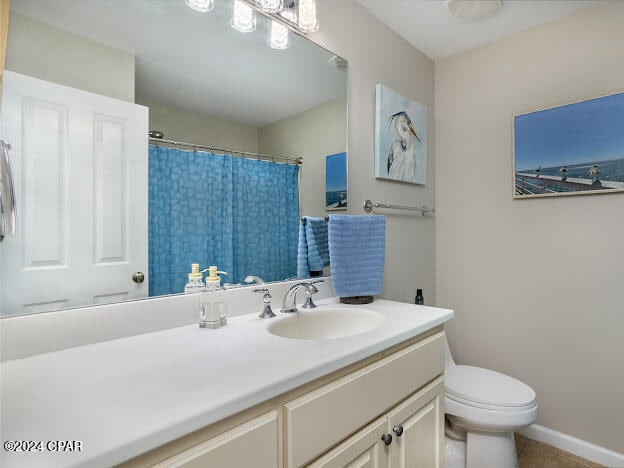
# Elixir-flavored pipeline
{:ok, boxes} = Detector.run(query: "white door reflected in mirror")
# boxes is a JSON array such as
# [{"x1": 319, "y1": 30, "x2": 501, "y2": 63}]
[{"x1": 0, "y1": 72, "x2": 148, "y2": 315}]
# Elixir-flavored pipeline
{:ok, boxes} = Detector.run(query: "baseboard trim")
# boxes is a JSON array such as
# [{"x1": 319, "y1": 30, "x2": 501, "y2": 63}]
[{"x1": 519, "y1": 424, "x2": 624, "y2": 467}]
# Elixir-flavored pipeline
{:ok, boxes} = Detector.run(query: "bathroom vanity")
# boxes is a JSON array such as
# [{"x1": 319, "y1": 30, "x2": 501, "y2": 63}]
[
  {"x1": 0, "y1": 297, "x2": 452, "y2": 467},
  {"x1": 128, "y1": 328, "x2": 445, "y2": 468}
]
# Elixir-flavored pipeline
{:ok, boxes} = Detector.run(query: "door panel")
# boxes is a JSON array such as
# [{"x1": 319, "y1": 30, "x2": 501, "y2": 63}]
[
  {"x1": 0, "y1": 71, "x2": 148, "y2": 315},
  {"x1": 388, "y1": 377, "x2": 444, "y2": 468},
  {"x1": 22, "y1": 98, "x2": 68, "y2": 269}
]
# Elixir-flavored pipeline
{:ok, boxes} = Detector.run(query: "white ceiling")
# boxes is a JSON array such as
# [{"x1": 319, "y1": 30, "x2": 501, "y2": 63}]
[
  {"x1": 10, "y1": 0, "x2": 347, "y2": 128},
  {"x1": 357, "y1": 0, "x2": 597, "y2": 61}
]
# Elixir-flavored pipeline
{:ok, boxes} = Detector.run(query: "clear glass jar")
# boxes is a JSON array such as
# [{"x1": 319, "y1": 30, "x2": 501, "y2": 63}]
[{"x1": 199, "y1": 280, "x2": 225, "y2": 328}]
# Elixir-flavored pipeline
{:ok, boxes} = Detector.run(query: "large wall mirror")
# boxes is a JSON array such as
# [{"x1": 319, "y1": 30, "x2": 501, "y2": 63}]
[{"x1": 0, "y1": 0, "x2": 347, "y2": 317}]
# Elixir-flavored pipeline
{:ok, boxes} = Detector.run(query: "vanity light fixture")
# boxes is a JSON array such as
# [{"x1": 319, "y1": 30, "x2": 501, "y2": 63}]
[
  {"x1": 184, "y1": 0, "x2": 215, "y2": 13},
  {"x1": 279, "y1": 5, "x2": 298, "y2": 24},
  {"x1": 231, "y1": 0, "x2": 257, "y2": 33},
  {"x1": 297, "y1": 0, "x2": 319, "y2": 33},
  {"x1": 268, "y1": 20, "x2": 290, "y2": 49},
  {"x1": 259, "y1": 0, "x2": 283, "y2": 14}
]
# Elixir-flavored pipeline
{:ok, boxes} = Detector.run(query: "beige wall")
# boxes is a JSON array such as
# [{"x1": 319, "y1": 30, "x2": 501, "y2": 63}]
[
  {"x1": 311, "y1": 2, "x2": 436, "y2": 305},
  {"x1": 5, "y1": 12, "x2": 134, "y2": 102},
  {"x1": 258, "y1": 97, "x2": 347, "y2": 217},
  {"x1": 141, "y1": 99, "x2": 259, "y2": 153},
  {"x1": 436, "y1": 2, "x2": 624, "y2": 453}
]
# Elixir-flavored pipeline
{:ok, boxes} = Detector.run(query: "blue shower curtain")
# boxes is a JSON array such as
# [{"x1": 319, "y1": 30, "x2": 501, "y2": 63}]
[{"x1": 148, "y1": 145, "x2": 300, "y2": 296}]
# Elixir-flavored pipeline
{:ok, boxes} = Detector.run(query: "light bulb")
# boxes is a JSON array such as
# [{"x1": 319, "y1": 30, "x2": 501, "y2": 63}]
[
  {"x1": 268, "y1": 20, "x2": 290, "y2": 49},
  {"x1": 231, "y1": 0, "x2": 256, "y2": 33},
  {"x1": 259, "y1": 0, "x2": 283, "y2": 14},
  {"x1": 280, "y1": 6, "x2": 297, "y2": 24},
  {"x1": 298, "y1": 0, "x2": 318, "y2": 33},
  {"x1": 184, "y1": 0, "x2": 215, "y2": 13}
]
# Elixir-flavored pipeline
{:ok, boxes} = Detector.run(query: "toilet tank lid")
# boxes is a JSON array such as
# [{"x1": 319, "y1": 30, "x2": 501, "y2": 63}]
[{"x1": 445, "y1": 365, "x2": 536, "y2": 408}]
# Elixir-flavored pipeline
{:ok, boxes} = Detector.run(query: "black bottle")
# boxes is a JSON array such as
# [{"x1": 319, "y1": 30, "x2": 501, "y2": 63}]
[{"x1": 415, "y1": 289, "x2": 424, "y2": 305}]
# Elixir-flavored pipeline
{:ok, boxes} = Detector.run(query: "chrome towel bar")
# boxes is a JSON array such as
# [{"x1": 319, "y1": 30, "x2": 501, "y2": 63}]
[{"x1": 363, "y1": 199, "x2": 435, "y2": 216}]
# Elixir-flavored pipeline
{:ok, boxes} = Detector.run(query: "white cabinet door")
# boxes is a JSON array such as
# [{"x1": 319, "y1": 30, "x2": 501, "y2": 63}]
[
  {"x1": 0, "y1": 71, "x2": 148, "y2": 315},
  {"x1": 307, "y1": 416, "x2": 389, "y2": 468},
  {"x1": 154, "y1": 411, "x2": 279, "y2": 468},
  {"x1": 387, "y1": 377, "x2": 445, "y2": 468}
]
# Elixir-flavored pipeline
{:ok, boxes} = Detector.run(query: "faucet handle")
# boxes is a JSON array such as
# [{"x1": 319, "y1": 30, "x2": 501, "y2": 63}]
[
  {"x1": 301, "y1": 281, "x2": 321, "y2": 309},
  {"x1": 253, "y1": 288, "x2": 275, "y2": 318}
]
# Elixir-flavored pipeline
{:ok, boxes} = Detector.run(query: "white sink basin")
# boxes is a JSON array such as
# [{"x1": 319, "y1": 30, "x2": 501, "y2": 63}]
[{"x1": 267, "y1": 307, "x2": 385, "y2": 340}]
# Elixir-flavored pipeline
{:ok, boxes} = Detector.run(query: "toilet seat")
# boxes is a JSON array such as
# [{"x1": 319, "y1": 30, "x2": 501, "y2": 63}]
[
  {"x1": 444, "y1": 365, "x2": 538, "y2": 433},
  {"x1": 445, "y1": 365, "x2": 536, "y2": 410}
]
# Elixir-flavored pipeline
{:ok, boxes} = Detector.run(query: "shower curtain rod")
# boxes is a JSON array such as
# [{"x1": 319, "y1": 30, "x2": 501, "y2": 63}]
[{"x1": 148, "y1": 137, "x2": 303, "y2": 165}]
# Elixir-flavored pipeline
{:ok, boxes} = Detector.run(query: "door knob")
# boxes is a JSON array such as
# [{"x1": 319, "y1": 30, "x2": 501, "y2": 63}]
[
  {"x1": 132, "y1": 272, "x2": 145, "y2": 284},
  {"x1": 381, "y1": 434, "x2": 393, "y2": 446},
  {"x1": 393, "y1": 425, "x2": 404, "y2": 437}
]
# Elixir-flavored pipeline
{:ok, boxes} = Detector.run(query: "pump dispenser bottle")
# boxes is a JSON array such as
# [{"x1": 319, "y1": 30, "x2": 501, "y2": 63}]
[
  {"x1": 184, "y1": 263, "x2": 205, "y2": 294},
  {"x1": 415, "y1": 288, "x2": 424, "y2": 305},
  {"x1": 199, "y1": 266, "x2": 228, "y2": 328}
]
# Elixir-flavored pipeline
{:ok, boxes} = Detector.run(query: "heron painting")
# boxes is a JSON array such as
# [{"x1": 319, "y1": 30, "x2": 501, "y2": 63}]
[
  {"x1": 513, "y1": 91, "x2": 624, "y2": 198},
  {"x1": 375, "y1": 84, "x2": 427, "y2": 185}
]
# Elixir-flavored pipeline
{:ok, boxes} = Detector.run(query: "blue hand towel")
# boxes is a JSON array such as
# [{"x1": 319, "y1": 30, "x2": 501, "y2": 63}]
[
  {"x1": 328, "y1": 215, "x2": 386, "y2": 297},
  {"x1": 297, "y1": 217, "x2": 330, "y2": 277},
  {"x1": 307, "y1": 219, "x2": 330, "y2": 269}
]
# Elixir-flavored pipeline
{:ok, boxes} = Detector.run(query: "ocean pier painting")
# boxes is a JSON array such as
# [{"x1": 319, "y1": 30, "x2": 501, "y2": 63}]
[
  {"x1": 513, "y1": 92, "x2": 624, "y2": 198},
  {"x1": 326, "y1": 152, "x2": 347, "y2": 211}
]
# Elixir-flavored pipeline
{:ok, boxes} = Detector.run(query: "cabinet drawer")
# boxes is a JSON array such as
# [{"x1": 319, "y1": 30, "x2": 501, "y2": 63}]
[
  {"x1": 306, "y1": 416, "x2": 388, "y2": 468},
  {"x1": 284, "y1": 331, "x2": 445, "y2": 467},
  {"x1": 154, "y1": 411, "x2": 278, "y2": 468}
]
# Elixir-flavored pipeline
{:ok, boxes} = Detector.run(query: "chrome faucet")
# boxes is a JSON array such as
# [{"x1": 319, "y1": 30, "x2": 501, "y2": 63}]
[
  {"x1": 244, "y1": 275, "x2": 265, "y2": 285},
  {"x1": 281, "y1": 282, "x2": 319, "y2": 313}
]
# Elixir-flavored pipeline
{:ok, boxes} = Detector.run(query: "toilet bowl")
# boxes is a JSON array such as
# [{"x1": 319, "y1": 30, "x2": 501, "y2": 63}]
[{"x1": 444, "y1": 338, "x2": 537, "y2": 468}]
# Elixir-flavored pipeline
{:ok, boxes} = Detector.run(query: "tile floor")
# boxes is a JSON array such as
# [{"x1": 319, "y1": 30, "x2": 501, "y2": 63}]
[{"x1": 515, "y1": 434, "x2": 604, "y2": 468}]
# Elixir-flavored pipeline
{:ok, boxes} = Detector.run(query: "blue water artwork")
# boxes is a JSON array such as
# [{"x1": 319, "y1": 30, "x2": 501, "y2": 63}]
[
  {"x1": 513, "y1": 91, "x2": 624, "y2": 198},
  {"x1": 326, "y1": 152, "x2": 347, "y2": 211},
  {"x1": 375, "y1": 84, "x2": 427, "y2": 185}
]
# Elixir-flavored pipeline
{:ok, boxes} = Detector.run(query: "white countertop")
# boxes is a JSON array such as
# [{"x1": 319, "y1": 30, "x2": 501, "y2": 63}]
[{"x1": 0, "y1": 298, "x2": 453, "y2": 467}]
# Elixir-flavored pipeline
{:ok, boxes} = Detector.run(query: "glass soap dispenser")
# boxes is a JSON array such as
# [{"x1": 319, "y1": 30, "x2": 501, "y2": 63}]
[
  {"x1": 199, "y1": 266, "x2": 228, "y2": 329},
  {"x1": 184, "y1": 263, "x2": 205, "y2": 293}
]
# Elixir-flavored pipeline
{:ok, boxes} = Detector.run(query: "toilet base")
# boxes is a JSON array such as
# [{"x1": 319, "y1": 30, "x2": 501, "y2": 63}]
[
  {"x1": 444, "y1": 418, "x2": 517, "y2": 468},
  {"x1": 465, "y1": 430, "x2": 517, "y2": 468},
  {"x1": 445, "y1": 437, "x2": 466, "y2": 468}
]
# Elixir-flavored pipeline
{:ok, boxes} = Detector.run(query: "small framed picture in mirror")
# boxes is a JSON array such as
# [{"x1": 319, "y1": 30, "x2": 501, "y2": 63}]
[{"x1": 326, "y1": 152, "x2": 347, "y2": 211}]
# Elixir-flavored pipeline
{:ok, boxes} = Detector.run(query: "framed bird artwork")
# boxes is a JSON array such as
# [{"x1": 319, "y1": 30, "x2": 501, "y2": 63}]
[{"x1": 375, "y1": 84, "x2": 427, "y2": 185}]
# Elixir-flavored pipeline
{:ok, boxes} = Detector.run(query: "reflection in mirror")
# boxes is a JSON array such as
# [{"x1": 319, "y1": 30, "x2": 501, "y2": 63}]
[{"x1": 0, "y1": 0, "x2": 347, "y2": 316}]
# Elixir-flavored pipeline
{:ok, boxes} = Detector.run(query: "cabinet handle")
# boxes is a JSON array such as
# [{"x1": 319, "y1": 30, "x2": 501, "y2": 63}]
[
  {"x1": 393, "y1": 425, "x2": 404, "y2": 437},
  {"x1": 381, "y1": 434, "x2": 393, "y2": 446}
]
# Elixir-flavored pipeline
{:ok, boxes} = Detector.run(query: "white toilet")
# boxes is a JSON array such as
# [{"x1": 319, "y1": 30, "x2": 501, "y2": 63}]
[{"x1": 443, "y1": 338, "x2": 538, "y2": 468}]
